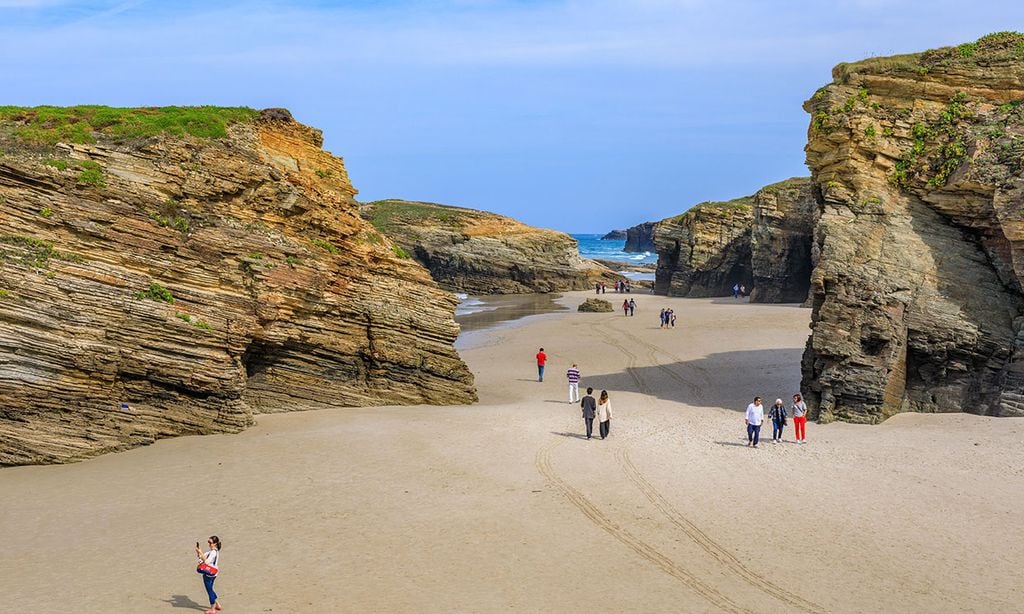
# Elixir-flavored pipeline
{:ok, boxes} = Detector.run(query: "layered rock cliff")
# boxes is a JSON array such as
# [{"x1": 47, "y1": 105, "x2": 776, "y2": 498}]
[
  {"x1": 749, "y1": 177, "x2": 816, "y2": 303},
  {"x1": 801, "y1": 32, "x2": 1024, "y2": 423},
  {"x1": 360, "y1": 199, "x2": 621, "y2": 294},
  {"x1": 653, "y1": 179, "x2": 815, "y2": 301},
  {"x1": 0, "y1": 106, "x2": 476, "y2": 465},
  {"x1": 624, "y1": 222, "x2": 658, "y2": 253},
  {"x1": 653, "y1": 197, "x2": 754, "y2": 297},
  {"x1": 600, "y1": 229, "x2": 626, "y2": 240}
]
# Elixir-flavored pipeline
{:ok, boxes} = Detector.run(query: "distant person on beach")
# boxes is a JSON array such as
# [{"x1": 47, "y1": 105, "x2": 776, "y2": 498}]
[
  {"x1": 670, "y1": 311, "x2": 676, "y2": 328},
  {"x1": 195, "y1": 536, "x2": 222, "y2": 614},
  {"x1": 745, "y1": 396, "x2": 764, "y2": 448},
  {"x1": 597, "y1": 390, "x2": 612, "y2": 439},
  {"x1": 733, "y1": 283, "x2": 739, "y2": 298},
  {"x1": 595, "y1": 282, "x2": 601, "y2": 295},
  {"x1": 622, "y1": 299, "x2": 629, "y2": 316},
  {"x1": 659, "y1": 308, "x2": 666, "y2": 328},
  {"x1": 768, "y1": 398, "x2": 788, "y2": 443},
  {"x1": 626, "y1": 281, "x2": 631, "y2": 293},
  {"x1": 567, "y1": 363, "x2": 581, "y2": 403},
  {"x1": 629, "y1": 298, "x2": 636, "y2": 316},
  {"x1": 536, "y1": 348, "x2": 547, "y2": 382},
  {"x1": 739, "y1": 284, "x2": 747, "y2": 298},
  {"x1": 602, "y1": 282, "x2": 607, "y2": 294},
  {"x1": 581, "y1": 387, "x2": 597, "y2": 440},
  {"x1": 791, "y1": 393, "x2": 808, "y2": 443}
]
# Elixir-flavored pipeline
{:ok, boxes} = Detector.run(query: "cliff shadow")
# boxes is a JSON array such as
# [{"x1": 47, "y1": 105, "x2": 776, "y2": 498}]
[{"x1": 577, "y1": 348, "x2": 804, "y2": 412}]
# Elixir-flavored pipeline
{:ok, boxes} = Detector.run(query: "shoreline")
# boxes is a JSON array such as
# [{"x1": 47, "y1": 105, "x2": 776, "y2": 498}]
[{"x1": 2, "y1": 291, "x2": 1022, "y2": 612}]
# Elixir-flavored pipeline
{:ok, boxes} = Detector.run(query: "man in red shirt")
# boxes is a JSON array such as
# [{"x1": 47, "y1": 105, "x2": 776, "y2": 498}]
[{"x1": 536, "y1": 348, "x2": 547, "y2": 382}]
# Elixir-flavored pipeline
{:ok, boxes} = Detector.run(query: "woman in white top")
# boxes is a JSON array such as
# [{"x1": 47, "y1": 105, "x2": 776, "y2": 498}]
[
  {"x1": 597, "y1": 390, "x2": 613, "y2": 439},
  {"x1": 195, "y1": 535, "x2": 222, "y2": 613}
]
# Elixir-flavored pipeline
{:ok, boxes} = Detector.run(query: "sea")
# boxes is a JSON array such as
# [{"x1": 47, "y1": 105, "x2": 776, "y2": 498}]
[
  {"x1": 571, "y1": 233, "x2": 658, "y2": 267},
  {"x1": 455, "y1": 234, "x2": 657, "y2": 319}
]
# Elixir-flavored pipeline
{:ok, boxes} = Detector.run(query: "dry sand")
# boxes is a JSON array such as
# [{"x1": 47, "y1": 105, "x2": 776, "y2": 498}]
[{"x1": 2, "y1": 291, "x2": 1022, "y2": 613}]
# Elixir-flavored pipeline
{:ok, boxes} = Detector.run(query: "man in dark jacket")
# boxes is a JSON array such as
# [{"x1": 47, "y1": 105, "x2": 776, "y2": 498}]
[{"x1": 580, "y1": 387, "x2": 597, "y2": 440}]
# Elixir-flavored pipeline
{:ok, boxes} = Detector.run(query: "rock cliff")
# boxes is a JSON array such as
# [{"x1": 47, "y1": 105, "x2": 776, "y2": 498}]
[
  {"x1": 749, "y1": 177, "x2": 816, "y2": 303},
  {"x1": 0, "y1": 106, "x2": 476, "y2": 465},
  {"x1": 653, "y1": 197, "x2": 754, "y2": 297},
  {"x1": 624, "y1": 222, "x2": 658, "y2": 253},
  {"x1": 801, "y1": 32, "x2": 1024, "y2": 423},
  {"x1": 600, "y1": 229, "x2": 626, "y2": 240},
  {"x1": 653, "y1": 179, "x2": 815, "y2": 301},
  {"x1": 360, "y1": 199, "x2": 621, "y2": 294}
]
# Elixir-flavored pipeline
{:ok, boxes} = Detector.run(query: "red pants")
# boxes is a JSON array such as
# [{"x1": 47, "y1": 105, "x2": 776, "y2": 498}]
[{"x1": 793, "y1": 415, "x2": 807, "y2": 441}]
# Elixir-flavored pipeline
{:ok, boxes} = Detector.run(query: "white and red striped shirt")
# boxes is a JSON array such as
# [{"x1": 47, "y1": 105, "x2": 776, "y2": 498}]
[{"x1": 566, "y1": 368, "x2": 580, "y2": 383}]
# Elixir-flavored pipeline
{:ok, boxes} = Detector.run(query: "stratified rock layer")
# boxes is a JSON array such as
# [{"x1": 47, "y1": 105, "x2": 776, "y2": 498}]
[
  {"x1": 801, "y1": 33, "x2": 1024, "y2": 423},
  {"x1": 361, "y1": 199, "x2": 621, "y2": 294},
  {"x1": 624, "y1": 222, "x2": 658, "y2": 253},
  {"x1": 749, "y1": 177, "x2": 816, "y2": 303},
  {"x1": 0, "y1": 107, "x2": 476, "y2": 465},
  {"x1": 653, "y1": 197, "x2": 755, "y2": 297}
]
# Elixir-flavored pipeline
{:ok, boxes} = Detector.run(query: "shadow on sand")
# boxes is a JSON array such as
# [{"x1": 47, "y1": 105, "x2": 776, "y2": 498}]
[
  {"x1": 576, "y1": 348, "x2": 805, "y2": 411},
  {"x1": 161, "y1": 595, "x2": 207, "y2": 610},
  {"x1": 551, "y1": 431, "x2": 589, "y2": 440}
]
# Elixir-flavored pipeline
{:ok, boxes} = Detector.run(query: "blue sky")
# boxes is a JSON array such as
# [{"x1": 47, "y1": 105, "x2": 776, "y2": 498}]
[{"x1": 2, "y1": 1, "x2": 1022, "y2": 232}]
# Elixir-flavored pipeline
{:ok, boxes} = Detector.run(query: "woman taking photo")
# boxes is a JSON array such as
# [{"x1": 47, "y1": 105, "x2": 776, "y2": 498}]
[{"x1": 195, "y1": 535, "x2": 222, "y2": 613}]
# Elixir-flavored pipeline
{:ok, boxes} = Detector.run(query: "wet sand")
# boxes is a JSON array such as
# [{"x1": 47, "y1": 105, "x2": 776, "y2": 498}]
[{"x1": 1, "y1": 291, "x2": 1022, "y2": 612}]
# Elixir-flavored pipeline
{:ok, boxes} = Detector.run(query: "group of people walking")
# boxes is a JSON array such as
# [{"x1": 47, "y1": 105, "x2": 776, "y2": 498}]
[
  {"x1": 596, "y1": 280, "x2": 635, "y2": 294},
  {"x1": 659, "y1": 308, "x2": 676, "y2": 328},
  {"x1": 621, "y1": 298, "x2": 636, "y2": 316},
  {"x1": 744, "y1": 393, "x2": 808, "y2": 447},
  {"x1": 579, "y1": 387, "x2": 612, "y2": 440}
]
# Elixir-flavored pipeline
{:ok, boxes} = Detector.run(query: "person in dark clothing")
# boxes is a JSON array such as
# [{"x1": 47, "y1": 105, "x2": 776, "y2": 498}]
[
  {"x1": 768, "y1": 398, "x2": 788, "y2": 442},
  {"x1": 580, "y1": 387, "x2": 597, "y2": 440},
  {"x1": 628, "y1": 298, "x2": 636, "y2": 316}
]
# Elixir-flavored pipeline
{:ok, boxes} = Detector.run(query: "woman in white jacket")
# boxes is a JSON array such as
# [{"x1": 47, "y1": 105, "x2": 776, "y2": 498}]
[{"x1": 597, "y1": 390, "x2": 613, "y2": 439}]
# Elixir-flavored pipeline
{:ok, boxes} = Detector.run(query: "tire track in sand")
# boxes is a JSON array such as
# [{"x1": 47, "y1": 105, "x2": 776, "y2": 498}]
[
  {"x1": 535, "y1": 439, "x2": 749, "y2": 613},
  {"x1": 617, "y1": 448, "x2": 828, "y2": 614},
  {"x1": 594, "y1": 315, "x2": 826, "y2": 613}
]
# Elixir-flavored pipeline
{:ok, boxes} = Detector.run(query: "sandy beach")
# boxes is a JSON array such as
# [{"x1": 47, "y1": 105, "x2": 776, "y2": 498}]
[{"x1": 2, "y1": 290, "x2": 1022, "y2": 613}]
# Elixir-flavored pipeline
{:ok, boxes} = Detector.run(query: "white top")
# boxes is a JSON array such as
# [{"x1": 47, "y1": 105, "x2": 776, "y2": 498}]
[
  {"x1": 791, "y1": 401, "x2": 807, "y2": 417},
  {"x1": 745, "y1": 403, "x2": 764, "y2": 426},
  {"x1": 597, "y1": 399, "x2": 612, "y2": 422},
  {"x1": 204, "y1": 550, "x2": 219, "y2": 568}
]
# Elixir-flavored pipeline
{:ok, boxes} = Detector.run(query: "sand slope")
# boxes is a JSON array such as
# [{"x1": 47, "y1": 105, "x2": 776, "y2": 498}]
[{"x1": 1, "y1": 291, "x2": 1022, "y2": 612}]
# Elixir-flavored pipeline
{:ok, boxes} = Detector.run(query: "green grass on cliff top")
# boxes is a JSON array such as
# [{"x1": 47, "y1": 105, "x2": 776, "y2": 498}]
[
  {"x1": 0, "y1": 105, "x2": 259, "y2": 145},
  {"x1": 834, "y1": 31, "x2": 1024, "y2": 82},
  {"x1": 364, "y1": 199, "x2": 484, "y2": 233},
  {"x1": 665, "y1": 195, "x2": 753, "y2": 225}
]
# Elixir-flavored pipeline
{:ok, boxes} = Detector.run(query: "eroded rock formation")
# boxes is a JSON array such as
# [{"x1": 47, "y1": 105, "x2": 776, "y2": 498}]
[
  {"x1": 601, "y1": 229, "x2": 626, "y2": 240},
  {"x1": 360, "y1": 199, "x2": 621, "y2": 294},
  {"x1": 653, "y1": 197, "x2": 754, "y2": 297},
  {"x1": 0, "y1": 107, "x2": 476, "y2": 465},
  {"x1": 801, "y1": 32, "x2": 1024, "y2": 422},
  {"x1": 749, "y1": 177, "x2": 816, "y2": 303},
  {"x1": 624, "y1": 222, "x2": 657, "y2": 253}
]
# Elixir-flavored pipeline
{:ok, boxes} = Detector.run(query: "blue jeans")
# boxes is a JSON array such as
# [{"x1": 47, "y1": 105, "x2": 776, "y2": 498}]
[
  {"x1": 538, "y1": 365, "x2": 544, "y2": 381},
  {"x1": 747, "y1": 423, "x2": 761, "y2": 446},
  {"x1": 203, "y1": 573, "x2": 217, "y2": 606},
  {"x1": 772, "y1": 419, "x2": 785, "y2": 440}
]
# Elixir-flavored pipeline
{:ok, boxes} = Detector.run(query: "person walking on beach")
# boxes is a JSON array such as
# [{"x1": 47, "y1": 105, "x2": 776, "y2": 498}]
[
  {"x1": 581, "y1": 387, "x2": 597, "y2": 440},
  {"x1": 195, "y1": 536, "x2": 222, "y2": 614},
  {"x1": 536, "y1": 348, "x2": 547, "y2": 382},
  {"x1": 597, "y1": 390, "x2": 612, "y2": 439},
  {"x1": 596, "y1": 282, "x2": 601, "y2": 295},
  {"x1": 566, "y1": 363, "x2": 581, "y2": 403},
  {"x1": 745, "y1": 396, "x2": 764, "y2": 448},
  {"x1": 628, "y1": 298, "x2": 636, "y2": 316},
  {"x1": 670, "y1": 310, "x2": 676, "y2": 328},
  {"x1": 602, "y1": 282, "x2": 607, "y2": 294},
  {"x1": 791, "y1": 393, "x2": 808, "y2": 443},
  {"x1": 622, "y1": 299, "x2": 629, "y2": 316},
  {"x1": 768, "y1": 398, "x2": 788, "y2": 443},
  {"x1": 659, "y1": 308, "x2": 666, "y2": 328},
  {"x1": 739, "y1": 284, "x2": 747, "y2": 298}
]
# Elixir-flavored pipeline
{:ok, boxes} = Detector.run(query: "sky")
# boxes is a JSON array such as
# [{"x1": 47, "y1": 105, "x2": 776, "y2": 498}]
[{"x1": 2, "y1": 1, "x2": 1023, "y2": 232}]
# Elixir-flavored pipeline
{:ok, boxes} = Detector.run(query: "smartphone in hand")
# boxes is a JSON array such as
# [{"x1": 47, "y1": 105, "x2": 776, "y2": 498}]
[{"x1": 196, "y1": 541, "x2": 200, "y2": 548}]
